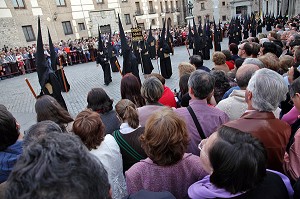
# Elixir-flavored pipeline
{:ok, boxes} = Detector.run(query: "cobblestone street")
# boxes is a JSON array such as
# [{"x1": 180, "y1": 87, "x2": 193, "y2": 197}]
[{"x1": 0, "y1": 38, "x2": 229, "y2": 132}]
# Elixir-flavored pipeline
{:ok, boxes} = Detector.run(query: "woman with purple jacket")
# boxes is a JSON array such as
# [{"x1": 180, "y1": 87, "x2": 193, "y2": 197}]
[
  {"x1": 125, "y1": 108, "x2": 207, "y2": 198},
  {"x1": 188, "y1": 126, "x2": 294, "y2": 199}
]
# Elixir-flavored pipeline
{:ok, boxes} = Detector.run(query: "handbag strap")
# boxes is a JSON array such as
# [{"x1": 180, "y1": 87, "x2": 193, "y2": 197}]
[
  {"x1": 113, "y1": 130, "x2": 145, "y2": 161},
  {"x1": 187, "y1": 106, "x2": 206, "y2": 139}
]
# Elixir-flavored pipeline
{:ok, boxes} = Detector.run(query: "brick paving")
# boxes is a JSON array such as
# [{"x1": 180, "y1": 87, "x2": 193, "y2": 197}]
[{"x1": 0, "y1": 38, "x2": 229, "y2": 132}]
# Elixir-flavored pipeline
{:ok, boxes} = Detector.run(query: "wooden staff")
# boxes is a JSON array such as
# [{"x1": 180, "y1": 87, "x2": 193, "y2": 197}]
[
  {"x1": 25, "y1": 78, "x2": 37, "y2": 99},
  {"x1": 185, "y1": 40, "x2": 191, "y2": 57},
  {"x1": 59, "y1": 57, "x2": 69, "y2": 93},
  {"x1": 115, "y1": 59, "x2": 123, "y2": 77}
]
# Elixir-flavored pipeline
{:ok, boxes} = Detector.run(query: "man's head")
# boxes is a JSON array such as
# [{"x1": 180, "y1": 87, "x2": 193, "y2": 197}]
[
  {"x1": 0, "y1": 104, "x2": 19, "y2": 151},
  {"x1": 188, "y1": 70, "x2": 215, "y2": 100},
  {"x1": 276, "y1": 24, "x2": 283, "y2": 31},
  {"x1": 260, "y1": 41, "x2": 277, "y2": 55},
  {"x1": 189, "y1": 55, "x2": 203, "y2": 68},
  {"x1": 238, "y1": 42, "x2": 252, "y2": 58},
  {"x1": 5, "y1": 132, "x2": 111, "y2": 199},
  {"x1": 236, "y1": 64, "x2": 259, "y2": 90},
  {"x1": 243, "y1": 58, "x2": 265, "y2": 69},
  {"x1": 246, "y1": 68, "x2": 288, "y2": 112}
]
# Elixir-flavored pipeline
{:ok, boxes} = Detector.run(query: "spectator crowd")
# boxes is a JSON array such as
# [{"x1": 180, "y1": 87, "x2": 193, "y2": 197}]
[{"x1": 2, "y1": 14, "x2": 300, "y2": 199}]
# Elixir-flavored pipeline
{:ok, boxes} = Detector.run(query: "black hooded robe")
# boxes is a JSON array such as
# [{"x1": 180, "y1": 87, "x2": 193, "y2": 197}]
[
  {"x1": 97, "y1": 48, "x2": 112, "y2": 85},
  {"x1": 159, "y1": 42, "x2": 172, "y2": 79},
  {"x1": 140, "y1": 41, "x2": 154, "y2": 75}
]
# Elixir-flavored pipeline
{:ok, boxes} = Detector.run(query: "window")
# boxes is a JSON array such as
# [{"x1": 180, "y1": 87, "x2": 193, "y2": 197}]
[
  {"x1": 149, "y1": 1, "x2": 155, "y2": 13},
  {"x1": 124, "y1": 14, "x2": 131, "y2": 25},
  {"x1": 201, "y1": 3, "x2": 205, "y2": 10},
  {"x1": 222, "y1": 15, "x2": 226, "y2": 21},
  {"x1": 176, "y1": 1, "x2": 179, "y2": 11},
  {"x1": 78, "y1": 23, "x2": 85, "y2": 31},
  {"x1": 222, "y1": 1, "x2": 225, "y2": 6},
  {"x1": 135, "y1": 2, "x2": 141, "y2": 15},
  {"x1": 151, "y1": 19, "x2": 155, "y2": 25},
  {"x1": 160, "y1": 2, "x2": 163, "y2": 13},
  {"x1": 96, "y1": 0, "x2": 103, "y2": 3},
  {"x1": 62, "y1": 21, "x2": 73, "y2": 35},
  {"x1": 12, "y1": 0, "x2": 25, "y2": 9},
  {"x1": 56, "y1": 0, "x2": 66, "y2": 6},
  {"x1": 22, "y1": 25, "x2": 35, "y2": 42},
  {"x1": 165, "y1": 1, "x2": 169, "y2": 13},
  {"x1": 171, "y1": 1, "x2": 174, "y2": 12}
]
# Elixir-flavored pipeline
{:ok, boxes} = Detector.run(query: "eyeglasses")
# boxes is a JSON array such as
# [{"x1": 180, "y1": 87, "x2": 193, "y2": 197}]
[{"x1": 198, "y1": 139, "x2": 208, "y2": 157}]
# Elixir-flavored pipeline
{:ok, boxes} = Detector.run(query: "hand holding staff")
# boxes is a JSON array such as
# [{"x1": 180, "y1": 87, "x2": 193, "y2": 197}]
[{"x1": 25, "y1": 78, "x2": 37, "y2": 99}]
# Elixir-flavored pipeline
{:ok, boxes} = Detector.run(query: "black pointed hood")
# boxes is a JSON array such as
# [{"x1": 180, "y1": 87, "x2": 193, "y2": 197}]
[
  {"x1": 213, "y1": 19, "x2": 221, "y2": 51},
  {"x1": 98, "y1": 25, "x2": 104, "y2": 52},
  {"x1": 166, "y1": 23, "x2": 173, "y2": 43},
  {"x1": 108, "y1": 27, "x2": 112, "y2": 44},
  {"x1": 159, "y1": 18, "x2": 166, "y2": 48},
  {"x1": 36, "y1": 16, "x2": 50, "y2": 88},
  {"x1": 48, "y1": 28, "x2": 57, "y2": 71},
  {"x1": 118, "y1": 14, "x2": 130, "y2": 52},
  {"x1": 147, "y1": 25, "x2": 155, "y2": 43},
  {"x1": 193, "y1": 17, "x2": 201, "y2": 50},
  {"x1": 188, "y1": 21, "x2": 193, "y2": 39},
  {"x1": 198, "y1": 19, "x2": 203, "y2": 36}
]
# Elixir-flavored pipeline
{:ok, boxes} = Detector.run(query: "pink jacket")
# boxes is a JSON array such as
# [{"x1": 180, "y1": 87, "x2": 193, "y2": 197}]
[
  {"x1": 282, "y1": 106, "x2": 300, "y2": 125},
  {"x1": 284, "y1": 129, "x2": 300, "y2": 181}
]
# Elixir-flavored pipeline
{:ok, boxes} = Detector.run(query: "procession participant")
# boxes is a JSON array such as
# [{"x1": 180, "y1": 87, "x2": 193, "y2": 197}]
[
  {"x1": 202, "y1": 21, "x2": 210, "y2": 60},
  {"x1": 35, "y1": 17, "x2": 68, "y2": 111},
  {"x1": 193, "y1": 18, "x2": 203, "y2": 57},
  {"x1": 48, "y1": 29, "x2": 70, "y2": 92},
  {"x1": 158, "y1": 19, "x2": 172, "y2": 79},
  {"x1": 118, "y1": 14, "x2": 140, "y2": 82},
  {"x1": 166, "y1": 24, "x2": 174, "y2": 55},
  {"x1": 243, "y1": 15, "x2": 250, "y2": 40},
  {"x1": 96, "y1": 27, "x2": 112, "y2": 86},
  {"x1": 146, "y1": 25, "x2": 156, "y2": 59},
  {"x1": 139, "y1": 39, "x2": 153, "y2": 75},
  {"x1": 107, "y1": 30, "x2": 119, "y2": 73}
]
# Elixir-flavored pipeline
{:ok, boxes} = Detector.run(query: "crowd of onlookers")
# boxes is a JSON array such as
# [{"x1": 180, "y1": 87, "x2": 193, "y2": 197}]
[
  {"x1": 0, "y1": 26, "x2": 196, "y2": 80},
  {"x1": 2, "y1": 15, "x2": 300, "y2": 199}
]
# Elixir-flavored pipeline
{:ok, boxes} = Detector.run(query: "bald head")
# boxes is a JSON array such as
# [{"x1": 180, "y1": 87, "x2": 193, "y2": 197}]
[{"x1": 236, "y1": 64, "x2": 260, "y2": 89}]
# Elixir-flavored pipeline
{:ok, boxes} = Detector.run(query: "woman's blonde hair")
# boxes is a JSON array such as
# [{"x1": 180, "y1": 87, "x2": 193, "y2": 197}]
[
  {"x1": 141, "y1": 108, "x2": 189, "y2": 166},
  {"x1": 178, "y1": 62, "x2": 195, "y2": 78},
  {"x1": 212, "y1": 52, "x2": 226, "y2": 65},
  {"x1": 115, "y1": 99, "x2": 139, "y2": 129}
]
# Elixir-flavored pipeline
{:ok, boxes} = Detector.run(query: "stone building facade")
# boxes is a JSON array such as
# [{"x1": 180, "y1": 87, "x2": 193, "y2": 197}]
[
  {"x1": 189, "y1": 0, "x2": 260, "y2": 25},
  {"x1": 0, "y1": 0, "x2": 184, "y2": 47}
]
